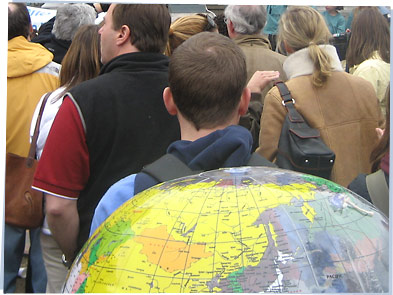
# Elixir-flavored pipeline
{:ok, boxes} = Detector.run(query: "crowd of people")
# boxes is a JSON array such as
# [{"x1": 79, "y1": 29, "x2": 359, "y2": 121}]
[{"x1": 6, "y1": 3, "x2": 390, "y2": 293}]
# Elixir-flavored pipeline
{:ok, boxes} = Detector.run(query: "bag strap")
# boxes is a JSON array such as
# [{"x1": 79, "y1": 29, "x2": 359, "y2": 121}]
[
  {"x1": 275, "y1": 81, "x2": 304, "y2": 123},
  {"x1": 366, "y1": 170, "x2": 389, "y2": 217},
  {"x1": 142, "y1": 154, "x2": 201, "y2": 183},
  {"x1": 27, "y1": 92, "x2": 52, "y2": 167},
  {"x1": 142, "y1": 152, "x2": 276, "y2": 183}
]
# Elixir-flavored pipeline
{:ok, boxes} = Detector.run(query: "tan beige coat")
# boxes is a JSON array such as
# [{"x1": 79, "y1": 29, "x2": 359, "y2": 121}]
[
  {"x1": 256, "y1": 45, "x2": 384, "y2": 187},
  {"x1": 233, "y1": 34, "x2": 287, "y2": 105}
]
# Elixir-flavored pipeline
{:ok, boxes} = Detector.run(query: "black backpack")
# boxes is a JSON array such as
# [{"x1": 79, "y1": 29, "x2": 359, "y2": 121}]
[{"x1": 275, "y1": 81, "x2": 336, "y2": 179}]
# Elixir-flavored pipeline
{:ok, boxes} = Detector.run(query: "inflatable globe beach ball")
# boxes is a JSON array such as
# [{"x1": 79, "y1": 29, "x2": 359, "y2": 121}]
[{"x1": 63, "y1": 167, "x2": 389, "y2": 293}]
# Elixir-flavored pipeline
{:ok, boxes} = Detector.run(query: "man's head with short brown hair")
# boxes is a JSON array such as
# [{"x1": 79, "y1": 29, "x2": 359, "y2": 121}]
[
  {"x1": 167, "y1": 32, "x2": 248, "y2": 131},
  {"x1": 8, "y1": 3, "x2": 31, "y2": 40},
  {"x1": 112, "y1": 4, "x2": 171, "y2": 53}
]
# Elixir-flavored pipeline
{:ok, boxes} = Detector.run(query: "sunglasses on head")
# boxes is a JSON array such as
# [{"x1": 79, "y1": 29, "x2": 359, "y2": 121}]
[{"x1": 197, "y1": 13, "x2": 217, "y2": 32}]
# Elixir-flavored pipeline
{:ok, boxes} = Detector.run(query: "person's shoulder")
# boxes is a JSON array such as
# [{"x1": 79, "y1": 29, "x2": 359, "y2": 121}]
[
  {"x1": 97, "y1": 173, "x2": 138, "y2": 211},
  {"x1": 134, "y1": 171, "x2": 160, "y2": 196},
  {"x1": 31, "y1": 31, "x2": 53, "y2": 45},
  {"x1": 90, "y1": 173, "x2": 137, "y2": 235},
  {"x1": 39, "y1": 61, "x2": 61, "y2": 76},
  {"x1": 332, "y1": 71, "x2": 374, "y2": 91},
  {"x1": 107, "y1": 174, "x2": 137, "y2": 196},
  {"x1": 333, "y1": 72, "x2": 380, "y2": 106},
  {"x1": 264, "y1": 83, "x2": 282, "y2": 103},
  {"x1": 248, "y1": 41, "x2": 287, "y2": 62},
  {"x1": 68, "y1": 73, "x2": 107, "y2": 95},
  {"x1": 337, "y1": 11, "x2": 345, "y2": 19},
  {"x1": 267, "y1": 50, "x2": 287, "y2": 62},
  {"x1": 356, "y1": 58, "x2": 390, "y2": 72}
]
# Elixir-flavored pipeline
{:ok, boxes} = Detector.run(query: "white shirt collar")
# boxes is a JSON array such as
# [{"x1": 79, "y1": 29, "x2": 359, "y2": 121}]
[{"x1": 283, "y1": 44, "x2": 344, "y2": 80}]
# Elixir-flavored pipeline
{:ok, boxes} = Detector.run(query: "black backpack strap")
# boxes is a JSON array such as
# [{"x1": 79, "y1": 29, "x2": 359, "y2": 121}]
[
  {"x1": 142, "y1": 152, "x2": 276, "y2": 185},
  {"x1": 275, "y1": 81, "x2": 320, "y2": 138},
  {"x1": 275, "y1": 81, "x2": 304, "y2": 123},
  {"x1": 141, "y1": 154, "x2": 202, "y2": 183},
  {"x1": 247, "y1": 153, "x2": 277, "y2": 167}
]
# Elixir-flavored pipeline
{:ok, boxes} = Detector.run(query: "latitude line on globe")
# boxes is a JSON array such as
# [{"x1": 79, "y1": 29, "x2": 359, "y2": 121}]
[
  {"x1": 145, "y1": 175, "x2": 212, "y2": 292},
  {"x1": 234, "y1": 173, "x2": 246, "y2": 273},
  {"x1": 209, "y1": 177, "x2": 227, "y2": 290},
  {"x1": 146, "y1": 185, "x2": 197, "y2": 292},
  {"x1": 178, "y1": 177, "x2": 219, "y2": 292}
]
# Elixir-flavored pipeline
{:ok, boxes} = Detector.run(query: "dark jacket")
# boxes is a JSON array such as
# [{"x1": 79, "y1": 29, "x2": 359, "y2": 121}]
[
  {"x1": 68, "y1": 52, "x2": 180, "y2": 252},
  {"x1": 31, "y1": 17, "x2": 70, "y2": 64},
  {"x1": 135, "y1": 125, "x2": 256, "y2": 194},
  {"x1": 42, "y1": 36, "x2": 71, "y2": 64}
]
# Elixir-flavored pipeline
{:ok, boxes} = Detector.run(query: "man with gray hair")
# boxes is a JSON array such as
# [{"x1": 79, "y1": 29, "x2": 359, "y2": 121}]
[
  {"x1": 224, "y1": 5, "x2": 287, "y2": 104},
  {"x1": 33, "y1": 3, "x2": 96, "y2": 63}
]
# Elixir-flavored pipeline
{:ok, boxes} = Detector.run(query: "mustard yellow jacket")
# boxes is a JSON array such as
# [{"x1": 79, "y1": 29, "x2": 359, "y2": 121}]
[{"x1": 7, "y1": 36, "x2": 60, "y2": 156}]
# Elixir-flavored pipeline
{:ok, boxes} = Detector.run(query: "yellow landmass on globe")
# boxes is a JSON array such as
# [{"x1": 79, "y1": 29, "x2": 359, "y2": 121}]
[
  {"x1": 302, "y1": 202, "x2": 316, "y2": 223},
  {"x1": 269, "y1": 222, "x2": 278, "y2": 247},
  {"x1": 135, "y1": 225, "x2": 213, "y2": 273}
]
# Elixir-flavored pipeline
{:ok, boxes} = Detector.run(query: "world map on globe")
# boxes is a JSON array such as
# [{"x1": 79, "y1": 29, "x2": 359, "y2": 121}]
[{"x1": 63, "y1": 167, "x2": 389, "y2": 293}]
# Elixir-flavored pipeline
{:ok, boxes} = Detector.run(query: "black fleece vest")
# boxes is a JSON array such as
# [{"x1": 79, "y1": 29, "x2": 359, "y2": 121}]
[{"x1": 68, "y1": 52, "x2": 180, "y2": 253}]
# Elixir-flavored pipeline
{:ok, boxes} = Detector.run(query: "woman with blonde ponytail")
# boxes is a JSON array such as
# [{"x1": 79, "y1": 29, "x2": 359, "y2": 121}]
[{"x1": 256, "y1": 6, "x2": 384, "y2": 187}]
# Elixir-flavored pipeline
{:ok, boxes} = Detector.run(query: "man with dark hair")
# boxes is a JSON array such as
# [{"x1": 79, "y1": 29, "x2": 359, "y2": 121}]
[
  {"x1": 7, "y1": 2, "x2": 60, "y2": 293},
  {"x1": 8, "y1": 2, "x2": 30, "y2": 39},
  {"x1": 110, "y1": 4, "x2": 171, "y2": 54},
  {"x1": 33, "y1": 4, "x2": 180, "y2": 271},
  {"x1": 90, "y1": 32, "x2": 276, "y2": 235}
]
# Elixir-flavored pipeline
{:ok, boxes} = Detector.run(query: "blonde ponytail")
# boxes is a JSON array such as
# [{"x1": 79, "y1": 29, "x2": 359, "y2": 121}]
[{"x1": 308, "y1": 43, "x2": 332, "y2": 87}]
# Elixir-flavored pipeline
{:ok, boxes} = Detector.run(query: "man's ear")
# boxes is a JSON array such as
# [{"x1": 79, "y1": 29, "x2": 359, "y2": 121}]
[
  {"x1": 227, "y1": 19, "x2": 235, "y2": 38},
  {"x1": 163, "y1": 87, "x2": 178, "y2": 116},
  {"x1": 238, "y1": 87, "x2": 251, "y2": 116},
  {"x1": 27, "y1": 24, "x2": 33, "y2": 41},
  {"x1": 116, "y1": 25, "x2": 131, "y2": 46}
]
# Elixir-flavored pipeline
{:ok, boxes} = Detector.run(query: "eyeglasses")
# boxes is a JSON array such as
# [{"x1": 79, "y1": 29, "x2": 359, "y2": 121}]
[
  {"x1": 197, "y1": 13, "x2": 217, "y2": 32},
  {"x1": 224, "y1": 17, "x2": 228, "y2": 24}
]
